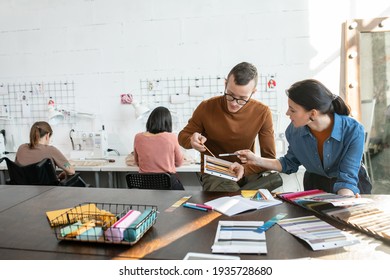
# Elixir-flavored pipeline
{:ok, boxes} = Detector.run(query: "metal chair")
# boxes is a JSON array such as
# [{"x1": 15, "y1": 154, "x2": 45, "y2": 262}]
[
  {"x1": 0, "y1": 157, "x2": 90, "y2": 187},
  {"x1": 125, "y1": 173, "x2": 172, "y2": 190}
]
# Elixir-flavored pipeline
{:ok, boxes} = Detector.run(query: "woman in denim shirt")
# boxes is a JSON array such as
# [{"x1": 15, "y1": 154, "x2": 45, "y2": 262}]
[{"x1": 235, "y1": 79, "x2": 371, "y2": 195}]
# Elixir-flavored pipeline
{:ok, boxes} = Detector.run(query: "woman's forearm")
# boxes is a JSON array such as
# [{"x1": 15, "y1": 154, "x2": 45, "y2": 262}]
[{"x1": 256, "y1": 157, "x2": 282, "y2": 172}]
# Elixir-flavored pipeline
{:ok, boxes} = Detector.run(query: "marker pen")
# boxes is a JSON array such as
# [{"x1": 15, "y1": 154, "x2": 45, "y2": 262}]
[
  {"x1": 219, "y1": 153, "x2": 237, "y2": 157},
  {"x1": 185, "y1": 202, "x2": 213, "y2": 210},
  {"x1": 183, "y1": 203, "x2": 208, "y2": 212}
]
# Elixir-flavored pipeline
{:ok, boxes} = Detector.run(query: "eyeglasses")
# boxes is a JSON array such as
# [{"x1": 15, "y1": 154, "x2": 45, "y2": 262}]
[{"x1": 224, "y1": 92, "x2": 252, "y2": 106}]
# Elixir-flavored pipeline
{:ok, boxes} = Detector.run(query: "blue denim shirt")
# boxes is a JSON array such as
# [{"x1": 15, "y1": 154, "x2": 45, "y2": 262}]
[{"x1": 279, "y1": 113, "x2": 364, "y2": 194}]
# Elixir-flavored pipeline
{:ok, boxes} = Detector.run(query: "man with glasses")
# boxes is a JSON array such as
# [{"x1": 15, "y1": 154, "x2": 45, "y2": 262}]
[{"x1": 178, "y1": 62, "x2": 277, "y2": 191}]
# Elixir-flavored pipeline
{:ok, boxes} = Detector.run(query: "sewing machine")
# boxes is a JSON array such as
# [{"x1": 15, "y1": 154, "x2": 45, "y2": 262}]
[{"x1": 69, "y1": 129, "x2": 108, "y2": 159}]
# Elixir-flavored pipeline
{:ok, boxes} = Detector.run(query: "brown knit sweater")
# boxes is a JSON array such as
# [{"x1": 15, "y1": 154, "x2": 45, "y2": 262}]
[{"x1": 178, "y1": 95, "x2": 276, "y2": 175}]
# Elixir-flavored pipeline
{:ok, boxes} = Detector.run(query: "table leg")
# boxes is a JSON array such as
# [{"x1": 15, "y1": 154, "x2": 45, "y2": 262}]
[
  {"x1": 108, "y1": 171, "x2": 113, "y2": 188},
  {"x1": 0, "y1": 170, "x2": 5, "y2": 184},
  {"x1": 94, "y1": 172, "x2": 100, "y2": 188}
]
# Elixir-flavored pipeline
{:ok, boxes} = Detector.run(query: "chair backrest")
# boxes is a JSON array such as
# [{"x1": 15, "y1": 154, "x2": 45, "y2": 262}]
[
  {"x1": 126, "y1": 173, "x2": 172, "y2": 190},
  {"x1": 1, "y1": 157, "x2": 59, "y2": 186}
]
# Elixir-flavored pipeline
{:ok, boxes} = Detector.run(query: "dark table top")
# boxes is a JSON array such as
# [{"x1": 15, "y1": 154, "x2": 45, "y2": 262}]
[
  {"x1": 0, "y1": 185, "x2": 55, "y2": 212},
  {"x1": 0, "y1": 185, "x2": 389, "y2": 260}
]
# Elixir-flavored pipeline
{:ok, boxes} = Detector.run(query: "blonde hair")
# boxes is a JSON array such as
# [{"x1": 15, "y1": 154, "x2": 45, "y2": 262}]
[{"x1": 29, "y1": 121, "x2": 53, "y2": 149}]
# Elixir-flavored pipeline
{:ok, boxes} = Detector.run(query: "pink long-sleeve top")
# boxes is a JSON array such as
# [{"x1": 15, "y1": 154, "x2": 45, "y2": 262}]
[{"x1": 133, "y1": 132, "x2": 184, "y2": 173}]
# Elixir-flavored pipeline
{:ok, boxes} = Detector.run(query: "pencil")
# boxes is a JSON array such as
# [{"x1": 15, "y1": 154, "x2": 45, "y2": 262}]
[{"x1": 202, "y1": 143, "x2": 216, "y2": 157}]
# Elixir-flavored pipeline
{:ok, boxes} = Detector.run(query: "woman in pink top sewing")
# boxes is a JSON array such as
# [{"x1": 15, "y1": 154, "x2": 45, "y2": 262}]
[{"x1": 133, "y1": 106, "x2": 184, "y2": 190}]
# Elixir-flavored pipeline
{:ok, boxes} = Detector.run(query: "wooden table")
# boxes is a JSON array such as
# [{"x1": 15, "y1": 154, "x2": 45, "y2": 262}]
[{"x1": 0, "y1": 185, "x2": 389, "y2": 260}]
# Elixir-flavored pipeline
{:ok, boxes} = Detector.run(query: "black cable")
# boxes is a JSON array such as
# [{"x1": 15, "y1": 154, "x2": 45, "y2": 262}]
[
  {"x1": 107, "y1": 148, "x2": 120, "y2": 156},
  {"x1": 0, "y1": 129, "x2": 6, "y2": 145},
  {"x1": 69, "y1": 129, "x2": 75, "y2": 150}
]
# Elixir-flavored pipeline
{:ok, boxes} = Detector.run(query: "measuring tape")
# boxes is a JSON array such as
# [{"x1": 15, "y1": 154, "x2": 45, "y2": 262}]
[
  {"x1": 255, "y1": 213, "x2": 287, "y2": 233},
  {"x1": 165, "y1": 195, "x2": 192, "y2": 212}
]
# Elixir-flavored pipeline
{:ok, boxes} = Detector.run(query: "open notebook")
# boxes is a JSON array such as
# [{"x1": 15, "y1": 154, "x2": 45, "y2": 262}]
[{"x1": 205, "y1": 190, "x2": 282, "y2": 216}]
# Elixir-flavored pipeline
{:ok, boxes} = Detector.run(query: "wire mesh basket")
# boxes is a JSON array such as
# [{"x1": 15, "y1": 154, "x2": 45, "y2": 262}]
[{"x1": 51, "y1": 202, "x2": 158, "y2": 245}]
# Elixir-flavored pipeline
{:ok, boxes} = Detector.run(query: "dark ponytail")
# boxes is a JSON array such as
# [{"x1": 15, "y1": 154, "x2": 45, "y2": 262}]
[
  {"x1": 29, "y1": 121, "x2": 53, "y2": 149},
  {"x1": 286, "y1": 79, "x2": 350, "y2": 116},
  {"x1": 331, "y1": 96, "x2": 350, "y2": 116}
]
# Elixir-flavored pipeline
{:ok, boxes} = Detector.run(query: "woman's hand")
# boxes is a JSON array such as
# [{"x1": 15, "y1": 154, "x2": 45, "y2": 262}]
[
  {"x1": 337, "y1": 188, "x2": 359, "y2": 197},
  {"x1": 235, "y1": 149, "x2": 259, "y2": 165},
  {"x1": 125, "y1": 152, "x2": 136, "y2": 166},
  {"x1": 57, "y1": 171, "x2": 67, "y2": 180},
  {"x1": 235, "y1": 149, "x2": 282, "y2": 172},
  {"x1": 229, "y1": 162, "x2": 244, "y2": 180}
]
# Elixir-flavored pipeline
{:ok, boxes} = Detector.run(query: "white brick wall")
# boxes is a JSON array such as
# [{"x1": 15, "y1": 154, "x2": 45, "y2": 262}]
[{"x1": 0, "y1": 0, "x2": 389, "y2": 156}]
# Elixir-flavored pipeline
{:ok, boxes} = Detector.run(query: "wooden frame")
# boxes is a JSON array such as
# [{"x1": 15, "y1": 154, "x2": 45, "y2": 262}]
[{"x1": 341, "y1": 17, "x2": 390, "y2": 121}]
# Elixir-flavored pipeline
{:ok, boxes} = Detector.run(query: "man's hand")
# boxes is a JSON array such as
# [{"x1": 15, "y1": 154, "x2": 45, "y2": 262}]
[
  {"x1": 229, "y1": 162, "x2": 245, "y2": 180},
  {"x1": 190, "y1": 132, "x2": 207, "y2": 152}
]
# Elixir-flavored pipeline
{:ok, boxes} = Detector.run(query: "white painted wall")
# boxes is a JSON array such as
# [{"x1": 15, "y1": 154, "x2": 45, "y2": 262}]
[{"x1": 1, "y1": 0, "x2": 390, "y2": 157}]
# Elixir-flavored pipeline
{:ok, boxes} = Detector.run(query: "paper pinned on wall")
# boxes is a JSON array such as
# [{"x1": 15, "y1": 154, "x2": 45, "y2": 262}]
[
  {"x1": 170, "y1": 94, "x2": 187, "y2": 104},
  {"x1": 22, "y1": 100, "x2": 31, "y2": 118},
  {"x1": 0, "y1": 84, "x2": 8, "y2": 95},
  {"x1": 0, "y1": 105, "x2": 9, "y2": 118},
  {"x1": 266, "y1": 76, "x2": 277, "y2": 92},
  {"x1": 188, "y1": 86, "x2": 204, "y2": 97}
]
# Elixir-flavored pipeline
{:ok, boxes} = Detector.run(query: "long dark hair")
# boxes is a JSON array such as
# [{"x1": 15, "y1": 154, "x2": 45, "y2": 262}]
[
  {"x1": 29, "y1": 121, "x2": 53, "y2": 148},
  {"x1": 146, "y1": 106, "x2": 172, "y2": 134},
  {"x1": 227, "y1": 62, "x2": 258, "y2": 87},
  {"x1": 286, "y1": 79, "x2": 350, "y2": 116}
]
